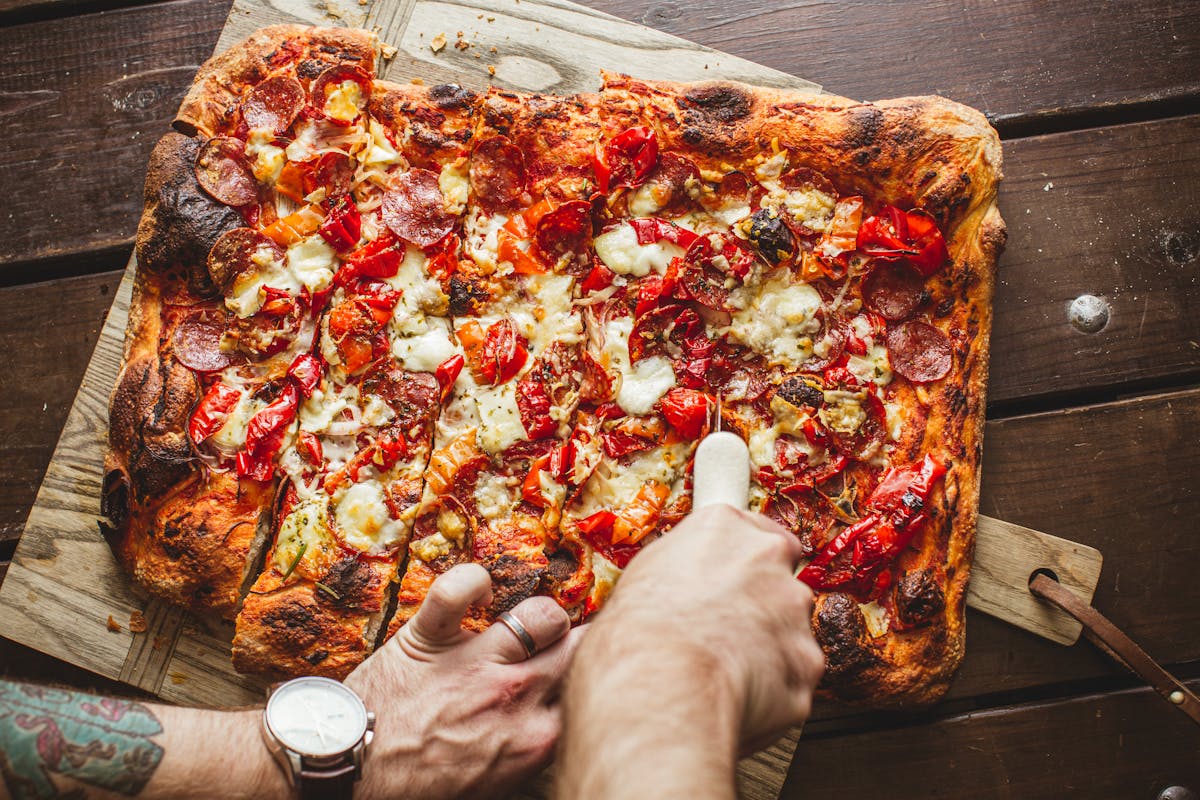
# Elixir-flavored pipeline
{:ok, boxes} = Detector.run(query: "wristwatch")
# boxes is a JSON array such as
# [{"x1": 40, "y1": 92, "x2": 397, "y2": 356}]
[{"x1": 262, "y1": 676, "x2": 375, "y2": 799}]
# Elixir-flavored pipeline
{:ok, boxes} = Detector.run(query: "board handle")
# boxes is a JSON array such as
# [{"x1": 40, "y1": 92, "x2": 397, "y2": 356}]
[{"x1": 692, "y1": 432, "x2": 750, "y2": 511}]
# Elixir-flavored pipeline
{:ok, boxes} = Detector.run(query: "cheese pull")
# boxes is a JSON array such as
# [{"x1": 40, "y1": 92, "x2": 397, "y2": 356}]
[{"x1": 692, "y1": 431, "x2": 750, "y2": 511}]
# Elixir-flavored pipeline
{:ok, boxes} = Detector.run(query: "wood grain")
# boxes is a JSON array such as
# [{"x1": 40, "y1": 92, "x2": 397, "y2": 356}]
[
  {"x1": 786, "y1": 680, "x2": 1200, "y2": 799},
  {"x1": 0, "y1": 0, "x2": 230, "y2": 267},
  {"x1": 0, "y1": 268, "x2": 124, "y2": 544},
  {"x1": 967, "y1": 518, "x2": 1102, "y2": 646},
  {"x1": 586, "y1": 0, "x2": 1200, "y2": 132}
]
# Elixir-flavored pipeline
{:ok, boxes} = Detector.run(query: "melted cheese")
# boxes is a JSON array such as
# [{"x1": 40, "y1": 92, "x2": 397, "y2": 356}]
[
  {"x1": 272, "y1": 500, "x2": 335, "y2": 575},
  {"x1": 859, "y1": 601, "x2": 891, "y2": 638},
  {"x1": 819, "y1": 389, "x2": 867, "y2": 434},
  {"x1": 392, "y1": 321, "x2": 461, "y2": 373},
  {"x1": 439, "y1": 160, "x2": 470, "y2": 215},
  {"x1": 847, "y1": 342, "x2": 893, "y2": 387},
  {"x1": 211, "y1": 391, "x2": 264, "y2": 449},
  {"x1": 593, "y1": 223, "x2": 685, "y2": 277},
  {"x1": 726, "y1": 276, "x2": 823, "y2": 368},
  {"x1": 335, "y1": 480, "x2": 405, "y2": 553},
  {"x1": 525, "y1": 273, "x2": 583, "y2": 354},
  {"x1": 616, "y1": 357, "x2": 676, "y2": 416},
  {"x1": 475, "y1": 382, "x2": 527, "y2": 455},
  {"x1": 324, "y1": 80, "x2": 364, "y2": 124},
  {"x1": 286, "y1": 236, "x2": 338, "y2": 293},
  {"x1": 298, "y1": 386, "x2": 354, "y2": 434},
  {"x1": 246, "y1": 129, "x2": 286, "y2": 183},
  {"x1": 363, "y1": 119, "x2": 401, "y2": 166},
  {"x1": 410, "y1": 531, "x2": 456, "y2": 562},
  {"x1": 464, "y1": 208, "x2": 508, "y2": 271},
  {"x1": 387, "y1": 247, "x2": 449, "y2": 335},
  {"x1": 578, "y1": 444, "x2": 686, "y2": 516},
  {"x1": 225, "y1": 235, "x2": 335, "y2": 318},
  {"x1": 474, "y1": 473, "x2": 515, "y2": 522}
]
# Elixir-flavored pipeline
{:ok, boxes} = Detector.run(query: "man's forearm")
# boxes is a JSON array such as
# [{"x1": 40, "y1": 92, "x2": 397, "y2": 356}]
[
  {"x1": 557, "y1": 632, "x2": 741, "y2": 800},
  {"x1": 0, "y1": 680, "x2": 286, "y2": 800}
]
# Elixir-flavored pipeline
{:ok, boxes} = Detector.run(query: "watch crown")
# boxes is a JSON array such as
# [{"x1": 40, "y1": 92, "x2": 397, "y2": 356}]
[{"x1": 366, "y1": 711, "x2": 376, "y2": 731}]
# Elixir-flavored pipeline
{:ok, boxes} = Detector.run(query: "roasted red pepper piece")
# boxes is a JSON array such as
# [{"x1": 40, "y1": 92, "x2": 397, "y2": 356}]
[
  {"x1": 522, "y1": 453, "x2": 553, "y2": 507},
  {"x1": 317, "y1": 194, "x2": 362, "y2": 252},
  {"x1": 660, "y1": 388, "x2": 711, "y2": 439},
  {"x1": 337, "y1": 231, "x2": 405, "y2": 285},
  {"x1": 797, "y1": 454, "x2": 946, "y2": 594},
  {"x1": 479, "y1": 319, "x2": 529, "y2": 384},
  {"x1": 434, "y1": 354, "x2": 464, "y2": 401},
  {"x1": 237, "y1": 383, "x2": 299, "y2": 481},
  {"x1": 286, "y1": 353, "x2": 323, "y2": 398},
  {"x1": 628, "y1": 218, "x2": 699, "y2": 249},
  {"x1": 297, "y1": 431, "x2": 323, "y2": 464},
  {"x1": 259, "y1": 286, "x2": 295, "y2": 317},
  {"x1": 580, "y1": 260, "x2": 616, "y2": 293},
  {"x1": 516, "y1": 378, "x2": 556, "y2": 439},
  {"x1": 577, "y1": 508, "x2": 642, "y2": 568},
  {"x1": 856, "y1": 206, "x2": 949, "y2": 276},
  {"x1": 593, "y1": 126, "x2": 658, "y2": 194},
  {"x1": 188, "y1": 382, "x2": 241, "y2": 445}
]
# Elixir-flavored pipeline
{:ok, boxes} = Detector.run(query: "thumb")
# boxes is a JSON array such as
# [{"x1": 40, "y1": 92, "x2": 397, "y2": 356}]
[{"x1": 399, "y1": 563, "x2": 493, "y2": 655}]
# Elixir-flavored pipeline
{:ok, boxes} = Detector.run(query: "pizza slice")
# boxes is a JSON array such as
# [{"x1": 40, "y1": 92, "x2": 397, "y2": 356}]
[
  {"x1": 232, "y1": 81, "x2": 480, "y2": 677},
  {"x1": 104, "y1": 27, "x2": 379, "y2": 619}
]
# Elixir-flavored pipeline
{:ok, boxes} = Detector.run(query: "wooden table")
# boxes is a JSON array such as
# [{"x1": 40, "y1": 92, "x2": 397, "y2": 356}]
[{"x1": 1, "y1": 0, "x2": 1197, "y2": 795}]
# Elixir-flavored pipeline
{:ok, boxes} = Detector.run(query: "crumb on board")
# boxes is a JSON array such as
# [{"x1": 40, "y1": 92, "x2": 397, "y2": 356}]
[
  {"x1": 169, "y1": 672, "x2": 187, "y2": 685},
  {"x1": 488, "y1": 65, "x2": 496, "y2": 76},
  {"x1": 129, "y1": 610, "x2": 148, "y2": 633},
  {"x1": 381, "y1": 43, "x2": 398, "y2": 60},
  {"x1": 430, "y1": 32, "x2": 447, "y2": 52},
  {"x1": 487, "y1": 15, "x2": 495, "y2": 21},
  {"x1": 490, "y1": 45, "x2": 498, "y2": 53},
  {"x1": 106, "y1": 615, "x2": 121, "y2": 632},
  {"x1": 412, "y1": 77, "x2": 425, "y2": 85},
  {"x1": 456, "y1": 40, "x2": 471, "y2": 51}
]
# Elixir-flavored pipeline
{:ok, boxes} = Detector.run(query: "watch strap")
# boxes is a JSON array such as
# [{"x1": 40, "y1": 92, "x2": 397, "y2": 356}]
[{"x1": 298, "y1": 762, "x2": 358, "y2": 799}]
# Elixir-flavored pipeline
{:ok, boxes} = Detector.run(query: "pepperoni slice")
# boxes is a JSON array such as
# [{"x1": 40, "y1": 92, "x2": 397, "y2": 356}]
[
  {"x1": 309, "y1": 151, "x2": 356, "y2": 198},
  {"x1": 242, "y1": 76, "x2": 304, "y2": 134},
  {"x1": 381, "y1": 169, "x2": 455, "y2": 247},
  {"x1": 863, "y1": 263, "x2": 928, "y2": 321},
  {"x1": 195, "y1": 136, "x2": 258, "y2": 207},
  {"x1": 886, "y1": 321, "x2": 953, "y2": 383},
  {"x1": 800, "y1": 312, "x2": 848, "y2": 372},
  {"x1": 677, "y1": 263, "x2": 730, "y2": 310},
  {"x1": 780, "y1": 166, "x2": 836, "y2": 195},
  {"x1": 171, "y1": 308, "x2": 239, "y2": 373},
  {"x1": 634, "y1": 152, "x2": 699, "y2": 212},
  {"x1": 760, "y1": 490, "x2": 832, "y2": 556},
  {"x1": 470, "y1": 136, "x2": 526, "y2": 208},
  {"x1": 207, "y1": 228, "x2": 282, "y2": 294},
  {"x1": 535, "y1": 201, "x2": 592, "y2": 269}
]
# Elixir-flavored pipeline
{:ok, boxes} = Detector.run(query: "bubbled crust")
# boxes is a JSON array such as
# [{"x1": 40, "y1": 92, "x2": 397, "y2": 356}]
[
  {"x1": 603, "y1": 74, "x2": 1005, "y2": 708},
  {"x1": 233, "y1": 556, "x2": 390, "y2": 680},
  {"x1": 135, "y1": 132, "x2": 241, "y2": 279},
  {"x1": 368, "y1": 80, "x2": 479, "y2": 171},
  {"x1": 174, "y1": 25, "x2": 377, "y2": 138}
]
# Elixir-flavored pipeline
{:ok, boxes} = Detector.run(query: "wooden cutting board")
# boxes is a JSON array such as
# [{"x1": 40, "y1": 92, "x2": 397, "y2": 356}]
[{"x1": 0, "y1": 1, "x2": 1102, "y2": 797}]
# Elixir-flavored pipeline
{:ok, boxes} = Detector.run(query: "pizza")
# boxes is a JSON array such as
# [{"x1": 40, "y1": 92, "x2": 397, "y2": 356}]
[{"x1": 102, "y1": 24, "x2": 1004, "y2": 707}]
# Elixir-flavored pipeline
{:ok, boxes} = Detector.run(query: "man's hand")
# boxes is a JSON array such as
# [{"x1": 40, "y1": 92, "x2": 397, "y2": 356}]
[
  {"x1": 558, "y1": 504, "x2": 824, "y2": 799},
  {"x1": 346, "y1": 563, "x2": 583, "y2": 799}
]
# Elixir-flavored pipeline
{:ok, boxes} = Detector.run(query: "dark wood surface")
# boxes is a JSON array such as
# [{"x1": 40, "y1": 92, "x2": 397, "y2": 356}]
[{"x1": 0, "y1": 0, "x2": 1196, "y2": 795}]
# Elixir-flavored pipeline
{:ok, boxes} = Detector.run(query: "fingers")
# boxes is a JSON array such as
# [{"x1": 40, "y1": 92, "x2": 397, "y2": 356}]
[
  {"x1": 522, "y1": 625, "x2": 588, "y2": 689},
  {"x1": 706, "y1": 504, "x2": 807, "y2": 568},
  {"x1": 402, "y1": 563, "x2": 494, "y2": 652},
  {"x1": 472, "y1": 595, "x2": 572, "y2": 664}
]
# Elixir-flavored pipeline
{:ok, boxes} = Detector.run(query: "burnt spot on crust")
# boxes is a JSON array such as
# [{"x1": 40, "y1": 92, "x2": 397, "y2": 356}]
[
  {"x1": 448, "y1": 276, "x2": 489, "y2": 315},
  {"x1": 101, "y1": 468, "x2": 131, "y2": 529},
  {"x1": 895, "y1": 567, "x2": 946, "y2": 627},
  {"x1": 296, "y1": 59, "x2": 327, "y2": 79},
  {"x1": 429, "y1": 83, "x2": 477, "y2": 111},
  {"x1": 110, "y1": 355, "x2": 199, "y2": 497},
  {"x1": 136, "y1": 133, "x2": 242, "y2": 276},
  {"x1": 261, "y1": 599, "x2": 322, "y2": 651},
  {"x1": 678, "y1": 84, "x2": 753, "y2": 153},
  {"x1": 776, "y1": 376, "x2": 824, "y2": 410},
  {"x1": 487, "y1": 554, "x2": 546, "y2": 614},
  {"x1": 814, "y1": 592, "x2": 879, "y2": 683},
  {"x1": 844, "y1": 105, "x2": 885, "y2": 149},
  {"x1": 545, "y1": 547, "x2": 578, "y2": 583},
  {"x1": 319, "y1": 556, "x2": 374, "y2": 610}
]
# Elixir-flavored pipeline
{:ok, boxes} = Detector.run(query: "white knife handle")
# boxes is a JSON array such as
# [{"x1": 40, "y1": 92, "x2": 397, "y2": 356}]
[{"x1": 692, "y1": 432, "x2": 750, "y2": 511}]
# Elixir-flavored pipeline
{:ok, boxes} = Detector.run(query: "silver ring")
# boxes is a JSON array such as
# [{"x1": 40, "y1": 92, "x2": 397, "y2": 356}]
[{"x1": 496, "y1": 611, "x2": 538, "y2": 660}]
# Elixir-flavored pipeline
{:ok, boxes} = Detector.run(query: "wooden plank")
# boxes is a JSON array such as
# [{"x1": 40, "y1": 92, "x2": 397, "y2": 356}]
[
  {"x1": 785, "y1": 680, "x2": 1200, "y2": 799},
  {"x1": 0, "y1": 268, "x2": 124, "y2": 545},
  {"x1": 988, "y1": 115, "x2": 1200, "y2": 407},
  {"x1": 586, "y1": 0, "x2": 1200, "y2": 132},
  {"x1": 0, "y1": 0, "x2": 231, "y2": 267}
]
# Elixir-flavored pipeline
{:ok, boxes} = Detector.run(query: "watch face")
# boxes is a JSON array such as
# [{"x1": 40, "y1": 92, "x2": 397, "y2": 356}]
[{"x1": 265, "y1": 677, "x2": 368, "y2": 758}]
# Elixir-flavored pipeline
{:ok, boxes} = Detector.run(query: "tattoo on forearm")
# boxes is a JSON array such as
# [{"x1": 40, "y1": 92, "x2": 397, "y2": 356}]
[{"x1": 0, "y1": 682, "x2": 164, "y2": 799}]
